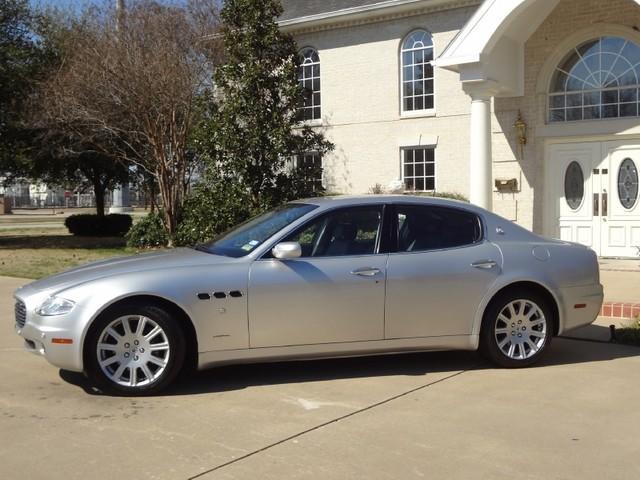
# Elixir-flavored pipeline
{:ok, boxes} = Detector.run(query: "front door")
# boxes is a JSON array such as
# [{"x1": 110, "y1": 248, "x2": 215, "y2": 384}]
[
  {"x1": 549, "y1": 141, "x2": 640, "y2": 257},
  {"x1": 248, "y1": 205, "x2": 387, "y2": 348}
]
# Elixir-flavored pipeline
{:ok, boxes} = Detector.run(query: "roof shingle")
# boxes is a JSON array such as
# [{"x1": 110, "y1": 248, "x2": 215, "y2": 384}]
[{"x1": 280, "y1": 0, "x2": 387, "y2": 22}]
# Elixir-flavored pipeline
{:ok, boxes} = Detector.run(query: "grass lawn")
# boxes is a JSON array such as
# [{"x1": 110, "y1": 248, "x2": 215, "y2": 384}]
[{"x1": 0, "y1": 228, "x2": 152, "y2": 279}]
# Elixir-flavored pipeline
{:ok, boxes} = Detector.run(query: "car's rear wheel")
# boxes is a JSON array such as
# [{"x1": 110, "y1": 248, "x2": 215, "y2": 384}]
[
  {"x1": 85, "y1": 303, "x2": 185, "y2": 395},
  {"x1": 480, "y1": 289, "x2": 553, "y2": 368}
]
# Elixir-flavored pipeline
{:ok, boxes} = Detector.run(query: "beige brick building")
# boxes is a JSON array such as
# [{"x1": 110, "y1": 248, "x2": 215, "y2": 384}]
[{"x1": 281, "y1": 0, "x2": 640, "y2": 257}]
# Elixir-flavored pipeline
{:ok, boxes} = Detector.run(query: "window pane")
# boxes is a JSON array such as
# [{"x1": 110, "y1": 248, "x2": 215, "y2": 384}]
[
  {"x1": 425, "y1": 95, "x2": 434, "y2": 109},
  {"x1": 550, "y1": 95, "x2": 565, "y2": 108},
  {"x1": 415, "y1": 178, "x2": 425, "y2": 191},
  {"x1": 425, "y1": 177, "x2": 435, "y2": 191},
  {"x1": 620, "y1": 103, "x2": 638, "y2": 117},
  {"x1": 285, "y1": 207, "x2": 382, "y2": 257},
  {"x1": 583, "y1": 106, "x2": 601, "y2": 119},
  {"x1": 567, "y1": 107, "x2": 582, "y2": 121},
  {"x1": 550, "y1": 109, "x2": 565, "y2": 122},
  {"x1": 548, "y1": 36, "x2": 640, "y2": 122},
  {"x1": 603, "y1": 104, "x2": 618, "y2": 118},
  {"x1": 414, "y1": 96, "x2": 424, "y2": 110},
  {"x1": 396, "y1": 205, "x2": 481, "y2": 252},
  {"x1": 404, "y1": 97, "x2": 414, "y2": 111},
  {"x1": 403, "y1": 66, "x2": 413, "y2": 82}
]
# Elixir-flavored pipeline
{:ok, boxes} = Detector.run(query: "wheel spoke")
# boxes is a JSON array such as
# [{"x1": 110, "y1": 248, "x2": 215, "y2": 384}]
[
  {"x1": 145, "y1": 325, "x2": 162, "y2": 341},
  {"x1": 100, "y1": 356, "x2": 119, "y2": 368},
  {"x1": 128, "y1": 367, "x2": 137, "y2": 387},
  {"x1": 526, "y1": 339, "x2": 539, "y2": 353},
  {"x1": 508, "y1": 303, "x2": 517, "y2": 318},
  {"x1": 495, "y1": 328, "x2": 510, "y2": 335},
  {"x1": 141, "y1": 364, "x2": 154, "y2": 382},
  {"x1": 106, "y1": 327, "x2": 122, "y2": 341},
  {"x1": 148, "y1": 341, "x2": 169, "y2": 352},
  {"x1": 98, "y1": 343, "x2": 118, "y2": 351},
  {"x1": 148, "y1": 356, "x2": 167, "y2": 368},
  {"x1": 122, "y1": 317, "x2": 133, "y2": 336},
  {"x1": 112, "y1": 363, "x2": 127, "y2": 381},
  {"x1": 498, "y1": 314, "x2": 511, "y2": 325},
  {"x1": 135, "y1": 316, "x2": 147, "y2": 336},
  {"x1": 507, "y1": 343, "x2": 516, "y2": 357}
]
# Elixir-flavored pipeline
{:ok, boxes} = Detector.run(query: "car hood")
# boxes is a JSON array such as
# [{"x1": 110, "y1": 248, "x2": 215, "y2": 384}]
[{"x1": 19, "y1": 248, "x2": 236, "y2": 295}]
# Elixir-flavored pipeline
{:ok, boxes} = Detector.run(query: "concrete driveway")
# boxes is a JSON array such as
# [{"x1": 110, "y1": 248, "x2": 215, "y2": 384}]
[{"x1": 1, "y1": 276, "x2": 639, "y2": 480}]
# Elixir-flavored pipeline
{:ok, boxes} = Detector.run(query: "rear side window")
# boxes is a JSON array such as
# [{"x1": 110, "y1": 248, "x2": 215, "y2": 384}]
[{"x1": 395, "y1": 205, "x2": 482, "y2": 252}]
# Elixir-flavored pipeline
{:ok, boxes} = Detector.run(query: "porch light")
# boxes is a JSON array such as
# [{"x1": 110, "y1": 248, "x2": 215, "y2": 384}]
[{"x1": 514, "y1": 111, "x2": 527, "y2": 145}]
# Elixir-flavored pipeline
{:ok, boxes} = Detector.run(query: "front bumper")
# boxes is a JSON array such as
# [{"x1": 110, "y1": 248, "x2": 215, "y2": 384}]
[
  {"x1": 557, "y1": 283, "x2": 604, "y2": 334},
  {"x1": 14, "y1": 296, "x2": 84, "y2": 372}
]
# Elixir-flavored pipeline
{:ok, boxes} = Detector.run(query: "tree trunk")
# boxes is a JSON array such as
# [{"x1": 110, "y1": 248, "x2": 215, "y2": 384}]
[{"x1": 94, "y1": 182, "x2": 106, "y2": 218}]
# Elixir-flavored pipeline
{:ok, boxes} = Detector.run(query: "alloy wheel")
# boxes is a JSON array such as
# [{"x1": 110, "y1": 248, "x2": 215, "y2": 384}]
[
  {"x1": 96, "y1": 315, "x2": 171, "y2": 387},
  {"x1": 494, "y1": 299, "x2": 548, "y2": 360}
]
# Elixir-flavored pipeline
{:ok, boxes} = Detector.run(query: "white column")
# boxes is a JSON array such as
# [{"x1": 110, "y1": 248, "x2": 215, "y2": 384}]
[
  {"x1": 469, "y1": 95, "x2": 493, "y2": 211},
  {"x1": 109, "y1": 184, "x2": 133, "y2": 213}
]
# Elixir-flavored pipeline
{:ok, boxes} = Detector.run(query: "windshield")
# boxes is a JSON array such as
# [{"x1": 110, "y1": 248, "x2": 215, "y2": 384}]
[{"x1": 198, "y1": 203, "x2": 318, "y2": 257}]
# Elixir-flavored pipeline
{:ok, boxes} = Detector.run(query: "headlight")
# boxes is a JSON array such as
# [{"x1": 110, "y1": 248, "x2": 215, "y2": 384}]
[{"x1": 36, "y1": 297, "x2": 76, "y2": 316}]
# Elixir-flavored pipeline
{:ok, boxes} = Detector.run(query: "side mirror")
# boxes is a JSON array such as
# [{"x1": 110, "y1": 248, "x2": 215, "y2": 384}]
[{"x1": 272, "y1": 242, "x2": 302, "y2": 259}]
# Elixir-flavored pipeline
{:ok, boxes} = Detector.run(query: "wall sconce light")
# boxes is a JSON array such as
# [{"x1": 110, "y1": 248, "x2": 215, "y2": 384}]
[{"x1": 514, "y1": 111, "x2": 527, "y2": 146}]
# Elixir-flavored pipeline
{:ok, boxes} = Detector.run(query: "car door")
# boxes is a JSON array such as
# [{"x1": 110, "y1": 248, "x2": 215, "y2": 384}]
[
  {"x1": 385, "y1": 204, "x2": 501, "y2": 339},
  {"x1": 248, "y1": 205, "x2": 388, "y2": 348}
]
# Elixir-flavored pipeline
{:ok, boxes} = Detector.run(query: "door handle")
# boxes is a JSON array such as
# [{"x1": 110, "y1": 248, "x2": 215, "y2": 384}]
[
  {"x1": 350, "y1": 267, "x2": 381, "y2": 277},
  {"x1": 471, "y1": 260, "x2": 497, "y2": 269}
]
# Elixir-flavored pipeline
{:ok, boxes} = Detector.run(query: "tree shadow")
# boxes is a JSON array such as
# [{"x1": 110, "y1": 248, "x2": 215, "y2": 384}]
[
  {"x1": 0, "y1": 234, "x2": 126, "y2": 249},
  {"x1": 59, "y1": 337, "x2": 640, "y2": 397}
]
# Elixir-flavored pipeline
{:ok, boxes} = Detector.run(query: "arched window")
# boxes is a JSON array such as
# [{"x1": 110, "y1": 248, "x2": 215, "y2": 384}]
[
  {"x1": 549, "y1": 36, "x2": 640, "y2": 122},
  {"x1": 401, "y1": 30, "x2": 434, "y2": 112},
  {"x1": 298, "y1": 47, "x2": 321, "y2": 121}
]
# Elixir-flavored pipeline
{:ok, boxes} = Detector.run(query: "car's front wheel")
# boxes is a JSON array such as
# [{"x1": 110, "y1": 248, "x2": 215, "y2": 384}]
[
  {"x1": 480, "y1": 289, "x2": 553, "y2": 368},
  {"x1": 85, "y1": 303, "x2": 185, "y2": 395}
]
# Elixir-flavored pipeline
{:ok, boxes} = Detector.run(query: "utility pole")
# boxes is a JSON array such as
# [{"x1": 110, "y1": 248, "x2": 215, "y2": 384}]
[{"x1": 110, "y1": 0, "x2": 133, "y2": 214}]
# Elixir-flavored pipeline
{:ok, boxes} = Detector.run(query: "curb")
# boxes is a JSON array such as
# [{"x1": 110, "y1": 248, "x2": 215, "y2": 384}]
[{"x1": 600, "y1": 302, "x2": 640, "y2": 320}]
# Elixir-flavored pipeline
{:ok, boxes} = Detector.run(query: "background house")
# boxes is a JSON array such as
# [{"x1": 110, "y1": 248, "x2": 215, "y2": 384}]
[{"x1": 280, "y1": 0, "x2": 640, "y2": 257}]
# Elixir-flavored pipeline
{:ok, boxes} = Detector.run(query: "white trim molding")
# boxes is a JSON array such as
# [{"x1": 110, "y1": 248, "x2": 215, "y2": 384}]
[{"x1": 279, "y1": 0, "x2": 480, "y2": 34}]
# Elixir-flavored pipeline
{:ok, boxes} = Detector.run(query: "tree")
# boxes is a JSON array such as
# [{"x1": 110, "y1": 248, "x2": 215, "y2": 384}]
[
  {"x1": 194, "y1": 0, "x2": 334, "y2": 212},
  {"x1": 0, "y1": 0, "x2": 45, "y2": 169},
  {"x1": 39, "y1": 0, "x2": 220, "y2": 239}
]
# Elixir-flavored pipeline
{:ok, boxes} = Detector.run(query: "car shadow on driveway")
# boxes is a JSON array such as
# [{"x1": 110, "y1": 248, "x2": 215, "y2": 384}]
[{"x1": 59, "y1": 337, "x2": 640, "y2": 397}]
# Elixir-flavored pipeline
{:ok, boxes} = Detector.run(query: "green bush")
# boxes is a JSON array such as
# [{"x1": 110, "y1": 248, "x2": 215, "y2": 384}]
[
  {"x1": 64, "y1": 214, "x2": 132, "y2": 237},
  {"x1": 173, "y1": 177, "x2": 256, "y2": 247},
  {"x1": 125, "y1": 212, "x2": 169, "y2": 248},
  {"x1": 409, "y1": 191, "x2": 469, "y2": 202}
]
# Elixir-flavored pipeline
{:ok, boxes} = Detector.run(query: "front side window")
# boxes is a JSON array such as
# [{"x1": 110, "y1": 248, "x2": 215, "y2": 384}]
[
  {"x1": 549, "y1": 36, "x2": 640, "y2": 122},
  {"x1": 402, "y1": 146, "x2": 435, "y2": 191},
  {"x1": 293, "y1": 152, "x2": 323, "y2": 192},
  {"x1": 199, "y1": 203, "x2": 317, "y2": 257},
  {"x1": 401, "y1": 30, "x2": 434, "y2": 112},
  {"x1": 298, "y1": 47, "x2": 321, "y2": 121},
  {"x1": 396, "y1": 205, "x2": 482, "y2": 252},
  {"x1": 284, "y1": 207, "x2": 383, "y2": 257}
]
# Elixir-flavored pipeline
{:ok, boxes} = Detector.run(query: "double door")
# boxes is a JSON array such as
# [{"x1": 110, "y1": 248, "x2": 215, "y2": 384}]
[{"x1": 549, "y1": 141, "x2": 640, "y2": 257}]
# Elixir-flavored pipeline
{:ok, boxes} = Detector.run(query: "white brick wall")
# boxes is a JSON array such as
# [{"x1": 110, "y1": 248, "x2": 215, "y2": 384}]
[
  {"x1": 294, "y1": 6, "x2": 475, "y2": 196},
  {"x1": 292, "y1": 0, "x2": 640, "y2": 232}
]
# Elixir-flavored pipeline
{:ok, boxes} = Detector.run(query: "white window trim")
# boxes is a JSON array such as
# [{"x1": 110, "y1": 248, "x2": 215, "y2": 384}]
[
  {"x1": 298, "y1": 46, "x2": 322, "y2": 123},
  {"x1": 400, "y1": 145, "x2": 437, "y2": 193},
  {"x1": 399, "y1": 30, "x2": 436, "y2": 116}
]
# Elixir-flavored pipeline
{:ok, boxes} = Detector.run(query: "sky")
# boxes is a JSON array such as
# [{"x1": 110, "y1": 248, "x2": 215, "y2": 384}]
[{"x1": 29, "y1": 0, "x2": 190, "y2": 14}]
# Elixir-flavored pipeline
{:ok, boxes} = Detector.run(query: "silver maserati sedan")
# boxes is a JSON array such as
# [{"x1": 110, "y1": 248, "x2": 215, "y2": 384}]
[{"x1": 14, "y1": 196, "x2": 603, "y2": 395}]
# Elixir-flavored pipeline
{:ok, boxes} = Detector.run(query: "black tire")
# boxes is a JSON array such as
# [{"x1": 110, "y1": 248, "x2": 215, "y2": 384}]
[
  {"x1": 84, "y1": 302, "x2": 186, "y2": 395},
  {"x1": 479, "y1": 288, "x2": 554, "y2": 368}
]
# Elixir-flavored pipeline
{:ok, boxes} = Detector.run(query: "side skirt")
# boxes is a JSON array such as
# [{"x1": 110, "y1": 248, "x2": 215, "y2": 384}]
[{"x1": 197, "y1": 335, "x2": 479, "y2": 370}]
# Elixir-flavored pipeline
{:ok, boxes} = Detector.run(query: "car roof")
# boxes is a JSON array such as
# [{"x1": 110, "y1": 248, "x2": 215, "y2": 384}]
[{"x1": 295, "y1": 194, "x2": 476, "y2": 210}]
